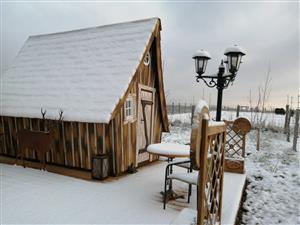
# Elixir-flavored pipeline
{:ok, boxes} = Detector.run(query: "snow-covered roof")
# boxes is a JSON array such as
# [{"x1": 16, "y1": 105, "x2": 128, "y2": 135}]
[{"x1": 1, "y1": 18, "x2": 159, "y2": 123}]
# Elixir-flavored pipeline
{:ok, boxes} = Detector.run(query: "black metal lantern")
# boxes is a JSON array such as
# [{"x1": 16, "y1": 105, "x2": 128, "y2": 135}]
[
  {"x1": 224, "y1": 45, "x2": 246, "y2": 74},
  {"x1": 192, "y1": 49, "x2": 211, "y2": 75},
  {"x1": 192, "y1": 45, "x2": 246, "y2": 121}
]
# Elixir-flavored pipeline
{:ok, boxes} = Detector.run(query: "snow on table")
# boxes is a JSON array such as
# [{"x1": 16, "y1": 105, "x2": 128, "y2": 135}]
[{"x1": 147, "y1": 143, "x2": 190, "y2": 158}]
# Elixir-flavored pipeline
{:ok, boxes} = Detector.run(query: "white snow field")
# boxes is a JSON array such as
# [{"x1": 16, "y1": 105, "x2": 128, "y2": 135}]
[{"x1": 1, "y1": 161, "x2": 244, "y2": 224}]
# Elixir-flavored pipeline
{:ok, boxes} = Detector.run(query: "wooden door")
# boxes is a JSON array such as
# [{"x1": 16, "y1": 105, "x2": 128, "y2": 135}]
[{"x1": 136, "y1": 84, "x2": 155, "y2": 166}]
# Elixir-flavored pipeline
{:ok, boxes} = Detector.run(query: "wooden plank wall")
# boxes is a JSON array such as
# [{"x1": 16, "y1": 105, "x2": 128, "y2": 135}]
[
  {"x1": 108, "y1": 41, "x2": 163, "y2": 175},
  {"x1": 0, "y1": 116, "x2": 108, "y2": 171}
]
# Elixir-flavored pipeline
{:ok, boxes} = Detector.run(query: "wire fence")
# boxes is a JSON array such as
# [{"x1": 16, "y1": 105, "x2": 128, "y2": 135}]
[{"x1": 166, "y1": 102, "x2": 297, "y2": 129}]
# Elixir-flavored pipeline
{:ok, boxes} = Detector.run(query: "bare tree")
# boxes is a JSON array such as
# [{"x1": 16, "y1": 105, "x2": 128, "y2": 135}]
[
  {"x1": 250, "y1": 64, "x2": 272, "y2": 150},
  {"x1": 258, "y1": 65, "x2": 272, "y2": 127}
]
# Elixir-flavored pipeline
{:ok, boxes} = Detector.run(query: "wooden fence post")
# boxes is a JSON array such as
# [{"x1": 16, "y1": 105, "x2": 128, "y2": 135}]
[
  {"x1": 184, "y1": 103, "x2": 187, "y2": 113},
  {"x1": 236, "y1": 105, "x2": 240, "y2": 118},
  {"x1": 284, "y1": 104, "x2": 290, "y2": 133},
  {"x1": 178, "y1": 103, "x2": 181, "y2": 114},
  {"x1": 191, "y1": 105, "x2": 195, "y2": 125},
  {"x1": 256, "y1": 128, "x2": 260, "y2": 151},
  {"x1": 172, "y1": 102, "x2": 174, "y2": 114},
  {"x1": 293, "y1": 109, "x2": 299, "y2": 151},
  {"x1": 287, "y1": 112, "x2": 291, "y2": 142}
]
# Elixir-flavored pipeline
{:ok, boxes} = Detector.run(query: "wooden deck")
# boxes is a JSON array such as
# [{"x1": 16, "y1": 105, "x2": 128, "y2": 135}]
[{"x1": 2, "y1": 158, "x2": 246, "y2": 224}]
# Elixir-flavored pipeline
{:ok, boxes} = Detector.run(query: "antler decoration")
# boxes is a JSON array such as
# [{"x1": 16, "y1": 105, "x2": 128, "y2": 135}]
[
  {"x1": 58, "y1": 109, "x2": 64, "y2": 121},
  {"x1": 41, "y1": 108, "x2": 47, "y2": 120}
]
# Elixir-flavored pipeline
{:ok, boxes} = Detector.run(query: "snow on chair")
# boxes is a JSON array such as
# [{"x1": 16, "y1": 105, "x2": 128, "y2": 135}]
[{"x1": 162, "y1": 100, "x2": 210, "y2": 209}]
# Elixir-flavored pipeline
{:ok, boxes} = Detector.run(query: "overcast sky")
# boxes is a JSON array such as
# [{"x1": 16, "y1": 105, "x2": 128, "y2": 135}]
[{"x1": 1, "y1": 1, "x2": 299, "y2": 108}]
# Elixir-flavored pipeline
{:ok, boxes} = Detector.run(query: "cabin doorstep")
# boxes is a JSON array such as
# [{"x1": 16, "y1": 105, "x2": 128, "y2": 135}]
[{"x1": 0, "y1": 18, "x2": 169, "y2": 177}]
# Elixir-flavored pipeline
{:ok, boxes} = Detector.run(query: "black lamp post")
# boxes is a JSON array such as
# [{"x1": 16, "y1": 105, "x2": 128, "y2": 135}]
[{"x1": 192, "y1": 45, "x2": 246, "y2": 121}]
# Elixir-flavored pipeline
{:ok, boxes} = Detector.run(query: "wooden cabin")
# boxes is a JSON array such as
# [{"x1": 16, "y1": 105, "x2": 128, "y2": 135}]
[{"x1": 0, "y1": 18, "x2": 169, "y2": 177}]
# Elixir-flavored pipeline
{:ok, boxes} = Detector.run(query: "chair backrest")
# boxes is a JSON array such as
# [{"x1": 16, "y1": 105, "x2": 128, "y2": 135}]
[
  {"x1": 190, "y1": 100, "x2": 210, "y2": 170},
  {"x1": 197, "y1": 118, "x2": 227, "y2": 225}
]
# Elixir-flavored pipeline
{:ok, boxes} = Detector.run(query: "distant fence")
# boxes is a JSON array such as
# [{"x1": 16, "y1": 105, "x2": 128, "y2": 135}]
[
  {"x1": 167, "y1": 102, "x2": 275, "y2": 115},
  {"x1": 167, "y1": 102, "x2": 297, "y2": 129}
]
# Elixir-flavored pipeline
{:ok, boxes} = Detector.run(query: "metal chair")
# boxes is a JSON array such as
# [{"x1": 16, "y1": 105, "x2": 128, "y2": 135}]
[{"x1": 163, "y1": 100, "x2": 210, "y2": 209}]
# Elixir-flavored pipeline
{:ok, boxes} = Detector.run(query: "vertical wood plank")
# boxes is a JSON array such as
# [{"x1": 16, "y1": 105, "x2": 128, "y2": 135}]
[
  {"x1": 120, "y1": 110, "x2": 124, "y2": 172},
  {"x1": 64, "y1": 122, "x2": 73, "y2": 167},
  {"x1": 70, "y1": 122, "x2": 75, "y2": 167},
  {"x1": 73, "y1": 122, "x2": 80, "y2": 167},
  {"x1": 93, "y1": 123, "x2": 97, "y2": 155},
  {"x1": 89, "y1": 123, "x2": 97, "y2": 158},
  {"x1": 128, "y1": 123, "x2": 132, "y2": 167},
  {"x1": 96, "y1": 124, "x2": 103, "y2": 155},
  {"x1": 1, "y1": 117, "x2": 7, "y2": 154},
  {"x1": 78, "y1": 123, "x2": 84, "y2": 168},
  {"x1": 22, "y1": 118, "x2": 30, "y2": 159},
  {"x1": 123, "y1": 123, "x2": 128, "y2": 170},
  {"x1": 85, "y1": 123, "x2": 91, "y2": 169},
  {"x1": 102, "y1": 124, "x2": 106, "y2": 154},
  {"x1": 111, "y1": 120, "x2": 116, "y2": 175},
  {"x1": 8, "y1": 117, "x2": 14, "y2": 157},
  {"x1": 62, "y1": 122, "x2": 68, "y2": 165},
  {"x1": 131, "y1": 121, "x2": 137, "y2": 167}
]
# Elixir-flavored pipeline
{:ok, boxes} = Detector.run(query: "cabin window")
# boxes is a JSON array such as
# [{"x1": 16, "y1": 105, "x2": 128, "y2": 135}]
[{"x1": 124, "y1": 95, "x2": 136, "y2": 122}]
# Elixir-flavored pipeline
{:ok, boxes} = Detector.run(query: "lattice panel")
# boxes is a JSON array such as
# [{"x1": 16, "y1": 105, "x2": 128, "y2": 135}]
[
  {"x1": 198, "y1": 119, "x2": 226, "y2": 225},
  {"x1": 225, "y1": 121, "x2": 245, "y2": 159},
  {"x1": 203, "y1": 133, "x2": 224, "y2": 225}
]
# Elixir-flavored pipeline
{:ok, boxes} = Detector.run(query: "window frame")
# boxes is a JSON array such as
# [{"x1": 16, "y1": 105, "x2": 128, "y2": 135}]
[{"x1": 124, "y1": 94, "x2": 136, "y2": 123}]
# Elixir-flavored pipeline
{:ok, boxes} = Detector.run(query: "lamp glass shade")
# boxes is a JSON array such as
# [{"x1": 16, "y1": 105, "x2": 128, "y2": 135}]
[
  {"x1": 193, "y1": 49, "x2": 211, "y2": 75},
  {"x1": 194, "y1": 57, "x2": 207, "y2": 75},
  {"x1": 224, "y1": 45, "x2": 246, "y2": 74}
]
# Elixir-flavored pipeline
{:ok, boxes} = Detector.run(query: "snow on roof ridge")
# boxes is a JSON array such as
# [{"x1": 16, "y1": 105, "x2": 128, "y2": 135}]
[{"x1": 29, "y1": 17, "x2": 159, "y2": 39}]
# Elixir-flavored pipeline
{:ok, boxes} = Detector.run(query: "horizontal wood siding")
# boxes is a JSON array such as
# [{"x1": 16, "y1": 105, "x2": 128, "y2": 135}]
[{"x1": 0, "y1": 116, "x2": 108, "y2": 171}]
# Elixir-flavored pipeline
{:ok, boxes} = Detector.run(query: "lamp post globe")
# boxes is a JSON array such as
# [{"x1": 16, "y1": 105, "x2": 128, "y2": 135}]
[
  {"x1": 224, "y1": 45, "x2": 246, "y2": 74},
  {"x1": 192, "y1": 49, "x2": 211, "y2": 76}
]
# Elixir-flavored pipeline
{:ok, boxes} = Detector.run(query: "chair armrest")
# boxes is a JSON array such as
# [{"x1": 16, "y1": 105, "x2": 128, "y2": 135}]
[
  {"x1": 165, "y1": 159, "x2": 192, "y2": 176},
  {"x1": 167, "y1": 159, "x2": 191, "y2": 167}
]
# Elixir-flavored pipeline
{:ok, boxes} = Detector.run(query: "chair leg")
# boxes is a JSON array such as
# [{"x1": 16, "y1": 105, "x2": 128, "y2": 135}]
[
  {"x1": 164, "y1": 178, "x2": 168, "y2": 209},
  {"x1": 196, "y1": 186, "x2": 199, "y2": 210},
  {"x1": 163, "y1": 165, "x2": 170, "y2": 210},
  {"x1": 188, "y1": 184, "x2": 192, "y2": 203}
]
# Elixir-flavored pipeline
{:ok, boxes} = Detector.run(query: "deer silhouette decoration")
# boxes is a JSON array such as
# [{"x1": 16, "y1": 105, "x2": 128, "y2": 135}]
[{"x1": 15, "y1": 109, "x2": 63, "y2": 170}]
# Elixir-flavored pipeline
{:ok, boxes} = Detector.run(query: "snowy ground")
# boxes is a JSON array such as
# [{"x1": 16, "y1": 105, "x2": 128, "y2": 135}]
[
  {"x1": 1, "y1": 161, "x2": 193, "y2": 224},
  {"x1": 165, "y1": 112, "x2": 300, "y2": 224},
  {"x1": 1, "y1": 111, "x2": 299, "y2": 224}
]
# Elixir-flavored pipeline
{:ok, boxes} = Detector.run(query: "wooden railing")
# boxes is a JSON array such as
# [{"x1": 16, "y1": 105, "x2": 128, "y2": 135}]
[
  {"x1": 224, "y1": 118, "x2": 251, "y2": 174},
  {"x1": 197, "y1": 119, "x2": 227, "y2": 225}
]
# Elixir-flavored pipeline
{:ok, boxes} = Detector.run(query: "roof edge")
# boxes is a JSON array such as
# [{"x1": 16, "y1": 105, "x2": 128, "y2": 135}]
[{"x1": 28, "y1": 17, "x2": 160, "y2": 39}]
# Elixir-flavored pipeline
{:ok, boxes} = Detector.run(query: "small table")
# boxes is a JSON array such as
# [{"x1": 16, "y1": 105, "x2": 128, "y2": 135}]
[{"x1": 147, "y1": 143, "x2": 190, "y2": 201}]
